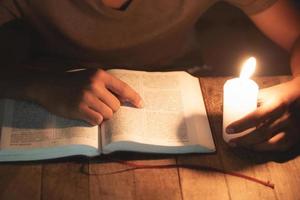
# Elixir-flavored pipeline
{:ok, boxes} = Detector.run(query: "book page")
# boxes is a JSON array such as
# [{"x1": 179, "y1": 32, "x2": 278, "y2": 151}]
[
  {"x1": 0, "y1": 99, "x2": 99, "y2": 150},
  {"x1": 101, "y1": 70, "x2": 214, "y2": 151}
]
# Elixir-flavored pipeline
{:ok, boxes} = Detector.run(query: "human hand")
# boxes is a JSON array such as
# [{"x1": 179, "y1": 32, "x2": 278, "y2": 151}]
[
  {"x1": 28, "y1": 69, "x2": 143, "y2": 126},
  {"x1": 226, "y1": 77, "x2": 300, "y2": 151}
]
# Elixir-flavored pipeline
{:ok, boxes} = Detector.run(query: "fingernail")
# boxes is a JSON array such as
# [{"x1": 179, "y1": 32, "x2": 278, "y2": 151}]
[
  {"x1": 226, "y1": 127, "x2": 235, "y2": 134},
  {"x1": 137, "y1": 99, "x2": 144, "y2": 108},
  {"x1": 97, "y1": 117, "x2": 103, "y2": 125}
]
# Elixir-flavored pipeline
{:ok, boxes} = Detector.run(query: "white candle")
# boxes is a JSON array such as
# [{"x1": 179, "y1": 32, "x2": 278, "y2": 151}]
[{"x1": 223, "y1": 57, "x2": 259, "y2": 143}]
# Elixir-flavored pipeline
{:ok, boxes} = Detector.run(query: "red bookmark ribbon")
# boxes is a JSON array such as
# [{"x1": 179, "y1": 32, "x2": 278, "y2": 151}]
[{"x1": 82, "y1": 158, "x2": 274, "y2": 189}]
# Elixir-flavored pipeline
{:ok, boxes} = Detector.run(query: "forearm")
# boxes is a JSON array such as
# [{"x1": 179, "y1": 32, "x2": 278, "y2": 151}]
[
  {"x1": 291, "y1": 36, "x2": 300, "y2": 77},
  {"x1": 249, "y1": 0, "x2": 300, "y2": 77},
  {"x1": 284, "y1": 39, "x2": 300, "y2": 102}
]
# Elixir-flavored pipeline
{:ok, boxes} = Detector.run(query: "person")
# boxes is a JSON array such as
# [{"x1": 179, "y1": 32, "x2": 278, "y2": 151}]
[{"x1": 0, "y1": 0, "x2": 299, "y2": 152}]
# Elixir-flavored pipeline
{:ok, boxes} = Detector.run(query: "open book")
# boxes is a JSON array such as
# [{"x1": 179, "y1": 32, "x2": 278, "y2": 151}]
[{"x1": 0, "y1": 69, "x2": 215, "y2": 161}]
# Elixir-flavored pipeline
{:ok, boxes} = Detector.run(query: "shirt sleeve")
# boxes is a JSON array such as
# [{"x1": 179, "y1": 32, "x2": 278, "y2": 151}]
[{"x1": 222, "y1": 0, "x2": 278, "y2": 15}]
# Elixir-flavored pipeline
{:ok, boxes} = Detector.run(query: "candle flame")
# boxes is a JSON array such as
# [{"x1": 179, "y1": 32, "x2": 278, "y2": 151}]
[{"x1": 240, "y1": 57, "x2": 256, "y2": 79}]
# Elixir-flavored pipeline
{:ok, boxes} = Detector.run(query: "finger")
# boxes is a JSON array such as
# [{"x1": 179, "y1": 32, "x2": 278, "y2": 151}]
[
  {"x1": 230, "y1": 120, "x2": 273, "y2": 147},
  {"x1": 83, "y1": 92, "x2": 113, "y2": 119},
  {"x1": 78, "y1": 105, "x2": 103, "y2": 126},
  {"x1": 257, "y1": 88, "x2": 270, "y2": 105},
  {"x1": 91, "y1": 84, "x2": 121, "y2": 112},
  {"x1": 105, "y1": 74, "x2": 143, "y2": 108},
  {"x1": 230, "y1": 113, "x2": 290, "y2": 147},
  {"x1": 252, "y1": 132, "x2": 292, "y2": 152},
  {"x1": 226, "y1": 100, "x2": 286, "y2": 134}
]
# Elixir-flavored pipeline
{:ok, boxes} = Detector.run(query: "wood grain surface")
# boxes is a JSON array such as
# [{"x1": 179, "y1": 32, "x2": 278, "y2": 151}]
[{"x1": 1, "y1": 76, "x2": 299, "y2": 200}]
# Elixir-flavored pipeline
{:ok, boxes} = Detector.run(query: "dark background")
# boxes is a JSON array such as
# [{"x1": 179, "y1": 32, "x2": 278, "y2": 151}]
[{"x1": 188, "y1": 1, "x2": 299, "y2": 76}]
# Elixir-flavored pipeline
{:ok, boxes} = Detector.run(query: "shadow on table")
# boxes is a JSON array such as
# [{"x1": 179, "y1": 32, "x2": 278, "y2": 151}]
[
  {"x1": 0, "y1": 153, "x2": 177, "y2": 166},
  {"x1": 228, "y1": 145, "x2": 300, "y2": 164}
]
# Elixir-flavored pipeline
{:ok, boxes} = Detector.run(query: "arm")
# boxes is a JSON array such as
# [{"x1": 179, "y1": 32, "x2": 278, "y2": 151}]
[
  {"x1": 226, "y1": 0, "x2": 300, "y2": 151},
  {"x1": 0, "y1": 66, "x2": 143, "y2": 126},
  {"x1": 250, "y1": 0, "x2": 300, "y2": 76},
  {"x1": 0, "y1": 9, "x2": 142, "y2": 126}
]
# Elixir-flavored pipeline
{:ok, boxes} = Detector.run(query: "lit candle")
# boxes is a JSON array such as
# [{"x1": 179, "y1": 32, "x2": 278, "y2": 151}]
[{"x1": 223, "y1": 57, "x2": 259, "y2": 143}]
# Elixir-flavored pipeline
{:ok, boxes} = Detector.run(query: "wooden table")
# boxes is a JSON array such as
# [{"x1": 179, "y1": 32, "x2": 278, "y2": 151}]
[{"x1": 0, "y1": 76, "x2": 299, "y2": 200}]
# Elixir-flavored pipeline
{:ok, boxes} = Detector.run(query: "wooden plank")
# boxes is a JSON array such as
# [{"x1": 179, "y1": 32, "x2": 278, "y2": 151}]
[
  {"x1": 178, "y1": 155, "x2": 230, "y2": 200},
  {"x1": 218, "y1": 76, "x2": 297, "y2": 200},
  {"x1": 267, "y1": 157, "x2": 300, "y2": 200},
  {"x1": 1, "y1": 76, "x2": 297, "y2": 200},
  {"x1": 180, "y1": 77, "x2": 284, "y2": 200},
  {"x1": 42, "y1": 159, "x2": 89, "y2": 200},
  {"x1": 220, "y1": 77, "x2": 281, "y2": 199},
  {"x1": 0, "y1": 164, "x2": 41, "y2": 200},
  {"x1": 89, "y1": 157, "x2": 136, "y2": 200},
  {"x1": 133, "y1": 159, "x2": 182, "y2": 200},
  {"x1": 218, "y1": 149, "x2": 276, "y2": 200},
  {"x1": 89, "y1": 154, "x2": 182, "y2": 200},
  {"x1": 178, "y1": 78, "x2": 229, "y2": 200},
  {"x1": 217, "y1": 77, "x2": 281, "y2": 200},
  {"x1": 259, "y1": 76, "x2": 300, "y2": 200}
]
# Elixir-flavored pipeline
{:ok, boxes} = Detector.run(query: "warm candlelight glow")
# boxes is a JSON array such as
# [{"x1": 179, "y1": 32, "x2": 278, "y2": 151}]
[
  {"x1": 223, "y1": 56, "x2": 259, "y2": 142},
  {"x1": 240, "y1": 57, "x2": 256, "y2": 79}
]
